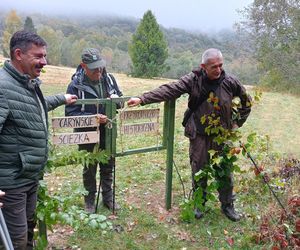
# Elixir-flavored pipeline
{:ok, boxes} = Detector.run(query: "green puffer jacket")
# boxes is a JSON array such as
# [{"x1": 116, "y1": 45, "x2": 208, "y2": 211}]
[{"x1": 0, "y1": 61, "x2": 66, "y2": 189}]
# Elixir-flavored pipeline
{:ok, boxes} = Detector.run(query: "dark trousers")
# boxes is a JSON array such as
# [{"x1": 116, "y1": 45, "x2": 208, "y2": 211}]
[
  {"x1": 0, "y1": 182, "x2": 38, "y2": 250},
  {"x1": 79, "y1": 143, "x2": 114, "y2": 203},
  {"x1": 189, "y1": 135, "x2": 234, "y2": 204}
]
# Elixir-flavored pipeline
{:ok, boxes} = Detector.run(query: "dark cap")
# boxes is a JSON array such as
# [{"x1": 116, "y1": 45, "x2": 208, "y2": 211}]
[{"x1": 81, "y1": 48, "x2": 106, "y2": 69}]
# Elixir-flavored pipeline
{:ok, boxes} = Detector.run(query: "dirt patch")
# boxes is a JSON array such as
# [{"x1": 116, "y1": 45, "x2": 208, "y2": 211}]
[
  {"x1": 47, "y1": 225, "x2": 80, "y2": 250},
  {"x1": 124, "y1": 182, "x2": 198, "y2": 242},
  {"x1": 124, "y1": 182, "x2": 181, "y2": 223},
  {"x1": 47, "y1": 225, "x2": 75, "y2": 250}
]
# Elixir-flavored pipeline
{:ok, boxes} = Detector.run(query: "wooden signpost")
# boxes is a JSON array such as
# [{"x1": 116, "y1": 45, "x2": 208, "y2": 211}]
[
  {"x1": 51, "y1": 115, "x2": 100, "y2": 145},
  {"x1": 52, "y1": 115, "x2": 98, "y2": 128},
  {"x1": 38, "y1": 98, "x2": 175, "y2": 244},
  {"x1": 120, "y1": 122, "x2": 159, "y2": 135},
  {"x1": 49, "y1": 100, "x2": 174, "y2": 211},
  {"x1": 119, "y1": 109, "x2": 159, "y2": 120},
  {"x1": 119, "y1": 108, "x2": 160, "y2": 135},
  {"x1": 52, "y1": 131, "x2": 99, "y2": 145}
]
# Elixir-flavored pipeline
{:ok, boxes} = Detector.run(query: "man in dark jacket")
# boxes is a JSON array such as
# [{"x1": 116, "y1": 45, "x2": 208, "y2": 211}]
[
  {"x1": 0, "y1": 30, "x2": 77, "y2": 249},
  {"x1": 65, "y1": 48, "x2": 123, "y2": 213},
  {"x1": 127, "y1": 48, "x2": 251, "y2": 222}
]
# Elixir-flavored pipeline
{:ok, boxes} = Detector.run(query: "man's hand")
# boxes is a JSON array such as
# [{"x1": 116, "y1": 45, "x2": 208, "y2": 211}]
[
  {"x1": 127, "y1": 97, "x2": 142, "y2": 107},
  {"x1": 110, "y1": 94, "x2": 119, "y2": 99},
  {"x1": 96, "y1": 114, "x2": 107, "y2": 124},
  {"x1": 0, "y1": 190, "x2": 5, "y2": 208},
  {"x1": 64, "y1": 94, "x2": 78, "y2": 104}
]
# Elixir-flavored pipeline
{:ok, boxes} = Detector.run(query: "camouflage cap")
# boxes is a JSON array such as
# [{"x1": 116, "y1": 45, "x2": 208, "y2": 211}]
[{"x1": 81, "y1": 48, "x2": 106, "y2": 69}]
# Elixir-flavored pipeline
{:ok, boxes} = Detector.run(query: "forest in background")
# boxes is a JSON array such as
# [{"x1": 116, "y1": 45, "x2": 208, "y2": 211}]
[
  {"x1": 0, "y1": 10, "x2": 258, "y2": 85},
  {"x1": 0, "y1": 0, "x2": 299, "y2": 94}
]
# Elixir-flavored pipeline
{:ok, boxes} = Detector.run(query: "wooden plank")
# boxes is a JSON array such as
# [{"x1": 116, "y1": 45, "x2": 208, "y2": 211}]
[
  {"x1": 119, "y1": 109, "x2": 159, "y2": 121},
  {"x1": 52, "y1": 115, "x2": 98, "y2": 129},
  {"x1": 120, "y1": 122, "x2": 159, "y2": 135},
  {"x1": 52, "y1": 131, "x2": 99, "y2": 145}
]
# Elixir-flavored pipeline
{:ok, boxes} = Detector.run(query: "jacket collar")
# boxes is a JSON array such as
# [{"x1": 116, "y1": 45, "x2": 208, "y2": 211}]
[
  {"x1": 192, "y1": 67, "x2": 226, "y2": 84},
  {"x1": 3, "y1": 60, "x2": 42, "y2": 88}
]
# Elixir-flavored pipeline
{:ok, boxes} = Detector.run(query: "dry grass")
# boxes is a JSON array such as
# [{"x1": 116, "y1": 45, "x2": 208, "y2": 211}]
[{"x1": 1, "y1": 54, "x2": 299, "y2": 157}]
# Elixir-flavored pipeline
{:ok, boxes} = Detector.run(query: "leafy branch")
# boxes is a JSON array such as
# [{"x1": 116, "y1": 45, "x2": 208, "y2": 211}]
[{"x1": 35, "y1": 145, "x2": 111, "y2": 248}]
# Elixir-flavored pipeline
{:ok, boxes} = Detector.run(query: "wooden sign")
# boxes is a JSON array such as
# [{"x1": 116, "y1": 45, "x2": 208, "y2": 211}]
[
  {"x1": 119, "y1": 109, "x2": 160, "y2": 135},
  {"x1": 52, "y1": 115, "x2": 98, "y2": 129},
  {"x1": 52, "y1": 131, "x2": 99, "y2": 145},
  {"x1": 119, "y1": 109, "x2": 159, "y2": 121},
  {"x1": 120, "y1": 122, "x2": 159, "y2": 135}
]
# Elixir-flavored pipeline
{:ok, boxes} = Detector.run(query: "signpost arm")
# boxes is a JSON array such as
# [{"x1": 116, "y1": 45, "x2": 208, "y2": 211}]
[
  {"x1": 105, "y1": 99, "x2": 112, "y2": 156},
  {"x1": 164, "y1": 99, "x2": 176, "y2": 210},
  {"x1": 110, "y1": 101, "x2": 117, "y2": 156}
]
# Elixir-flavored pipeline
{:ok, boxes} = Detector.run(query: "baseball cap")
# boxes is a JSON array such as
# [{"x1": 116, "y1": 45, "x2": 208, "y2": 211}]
[{"x1": 81, "y1": 48, "x2": 106, "y2": 70}]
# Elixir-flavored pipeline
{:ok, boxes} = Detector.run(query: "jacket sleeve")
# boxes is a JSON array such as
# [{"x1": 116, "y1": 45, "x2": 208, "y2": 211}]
[
  {"x1": 65, "y1": 82, "x2": 94, "y2": 116},
  {"x1": 231, "y1": 76, "x2": 252, "y2": 127},
  {"x1": 0, "y1": 89, "x2": 9, "y2": 133},
  {"x1": 140, "y1": 72, "x2": 195, "y2": 105},
  {"x1": 108, "y1": 73, "x2": 123, "y2": 97},
  {"x1": 107, "y1": 73, "x2": 124, "y2": 109},
  {"x1": 44, "y1": 94, "x2": 66, "y2": 111}
]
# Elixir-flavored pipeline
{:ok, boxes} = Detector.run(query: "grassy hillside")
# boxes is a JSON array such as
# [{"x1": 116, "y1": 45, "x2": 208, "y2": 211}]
[{"x1": 37, "y1": 63, "x2": 300, "y2": 158}]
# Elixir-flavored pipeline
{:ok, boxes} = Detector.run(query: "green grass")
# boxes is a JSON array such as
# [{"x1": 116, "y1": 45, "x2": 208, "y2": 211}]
[
  {"x1": 41, "y1": 77, "x2": 299, "y2": 250},
  {"x1": 242, "y1": 91, "x2": 300, "y2": 158}
]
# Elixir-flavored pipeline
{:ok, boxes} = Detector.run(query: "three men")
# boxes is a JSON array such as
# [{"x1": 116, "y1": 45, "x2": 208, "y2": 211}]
[{"x1": 0, "y1": 33, "x2": 250, "y2": 250}]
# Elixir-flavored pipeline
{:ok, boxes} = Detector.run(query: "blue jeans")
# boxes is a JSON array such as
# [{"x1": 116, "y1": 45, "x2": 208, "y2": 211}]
[{"x1": 0, "y1": 182, "x2": 38, "y2": 250}]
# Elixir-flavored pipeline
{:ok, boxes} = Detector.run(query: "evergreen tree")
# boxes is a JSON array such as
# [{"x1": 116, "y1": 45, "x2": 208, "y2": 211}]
[
  {"x1": 129, "y1": 10, "x2": 168, "y2": 78},
  {"x1": 24, "y1": 16, "x2": 37, "y2": 33}
]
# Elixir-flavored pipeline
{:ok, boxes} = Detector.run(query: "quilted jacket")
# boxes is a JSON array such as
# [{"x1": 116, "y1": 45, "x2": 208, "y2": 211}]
[{"x1": 0, "y1": 61, "x2": 66, "y2": 189}]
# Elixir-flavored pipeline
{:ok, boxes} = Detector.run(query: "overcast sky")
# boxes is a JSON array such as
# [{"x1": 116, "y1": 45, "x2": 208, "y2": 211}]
[{"x1": 0, "y1": 0, "x2": 253, "y2": 31}]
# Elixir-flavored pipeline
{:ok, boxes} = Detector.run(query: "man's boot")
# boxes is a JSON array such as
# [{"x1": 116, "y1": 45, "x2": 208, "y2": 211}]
[
  {"x1": 194, "y1": 207, "x2": 204, "y2": 219},
  {"x1": 193, "y1": 186, "x2": 206, "y2": 220},
  {"x1": 221, "y1": 202, "x2": 241, "y2": 221},
  {"x1": 84, "y1": 193, "x2": 96, "y2": 213}
]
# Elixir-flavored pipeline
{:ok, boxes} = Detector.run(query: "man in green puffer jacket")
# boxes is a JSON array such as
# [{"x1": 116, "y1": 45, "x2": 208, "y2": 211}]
[{"x1": 0, "y1": 30, "x2": 77, "y2": 250}]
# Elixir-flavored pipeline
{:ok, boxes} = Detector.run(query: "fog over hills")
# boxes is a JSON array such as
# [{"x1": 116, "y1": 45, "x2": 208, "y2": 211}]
[{"x1": 0, "y1": 0, "x2": 253, "y2": 32}]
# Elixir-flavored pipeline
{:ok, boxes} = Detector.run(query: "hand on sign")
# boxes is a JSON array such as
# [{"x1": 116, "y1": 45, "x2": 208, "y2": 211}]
[
  {"x1": 127, "y1": 97, "x2": 142, "y2": 107},
  {"x1": 110, "y1": 94, "x2": 119, "y2": 98},
  {"x1": 64, "y1": 94, "x2": 78, "y2": 104},
  {"x1": 0, "y1": 190, "x2": 5, "y2": 208},
  {"x1": 96, "y1": 114, "x2": 107, "y2": 124}
]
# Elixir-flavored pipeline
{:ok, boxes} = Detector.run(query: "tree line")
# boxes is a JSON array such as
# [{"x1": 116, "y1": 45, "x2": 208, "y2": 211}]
[
  {"x1": 0, "y1": 0, "x2": 299, "y2": 94},
  {"x1": 0, "y1": 10, "x2": 257, "y2": 83},
  {"x1": 239, "y1": 0, "x2": 299, "y2": 94}
]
